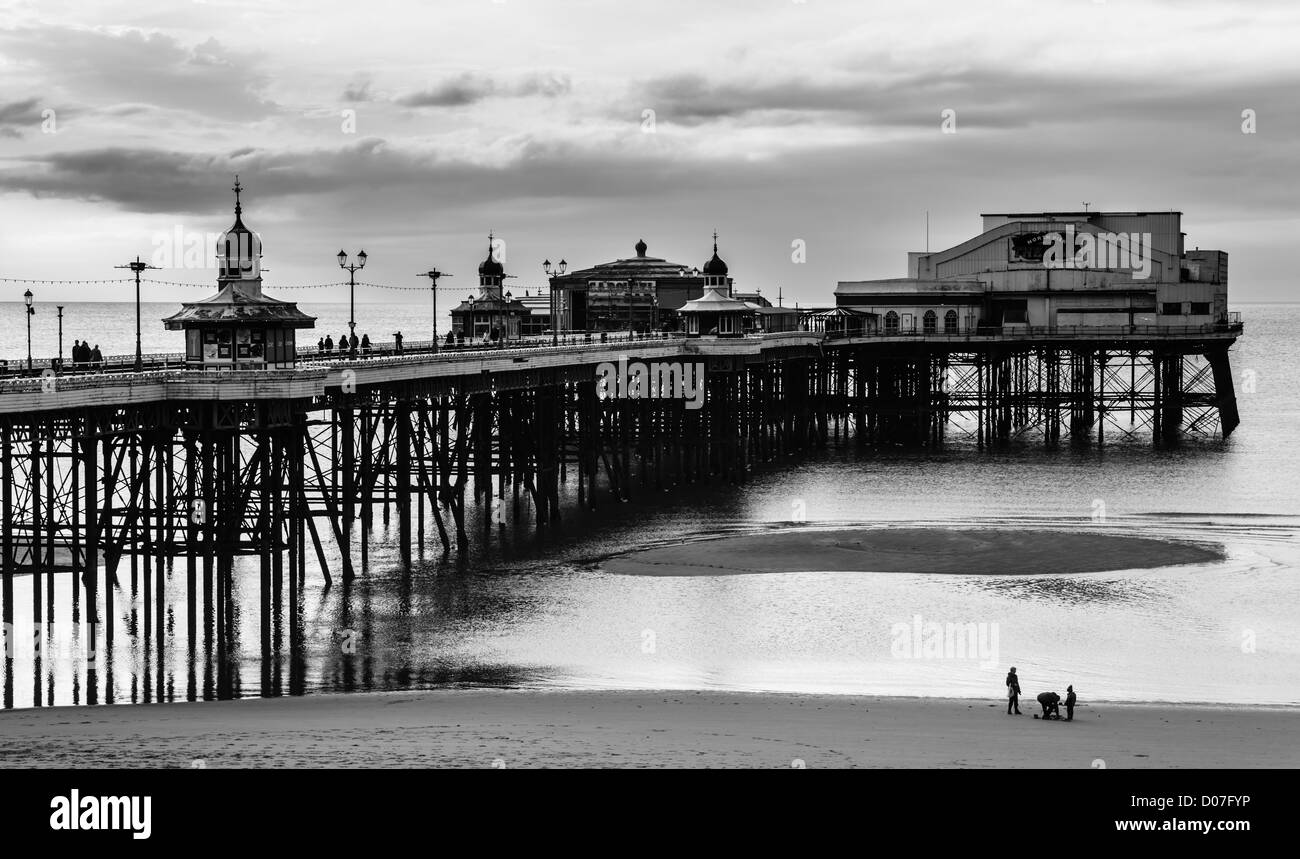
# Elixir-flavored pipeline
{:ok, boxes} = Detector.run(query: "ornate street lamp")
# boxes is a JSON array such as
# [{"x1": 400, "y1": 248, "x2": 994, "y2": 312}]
[
  {"x1": 23, "y1": 289, "x2": 34, "y2": 372},
  {"x1": 543, "y1": 258, "x2": 567, "y2": 345},
  {"x1": 338, "y1": 249, "x2": 367, "y2": 357}
]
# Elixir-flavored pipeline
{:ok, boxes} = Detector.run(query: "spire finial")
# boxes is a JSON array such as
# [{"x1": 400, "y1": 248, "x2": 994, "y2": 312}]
[
  {"x1": 232, "y1": 174, "x2": 243, "y2": 216},
  {"x1": 712, "y1": 229, "x2": 718, "y2": 253}
]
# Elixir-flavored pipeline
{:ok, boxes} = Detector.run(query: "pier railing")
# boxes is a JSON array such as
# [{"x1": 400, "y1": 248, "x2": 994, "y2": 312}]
[
  {"x1": 0, "y1": 320, "x2": 1242, "y2": 386},
  {"x1": 822, "y1": 321, "x2": 1244, "y2": 343}
]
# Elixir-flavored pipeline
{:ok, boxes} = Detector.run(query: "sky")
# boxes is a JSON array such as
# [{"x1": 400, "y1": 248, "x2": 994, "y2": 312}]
[{"x1": 1, "y1": 0, "x2": 1298, "y2": 309}]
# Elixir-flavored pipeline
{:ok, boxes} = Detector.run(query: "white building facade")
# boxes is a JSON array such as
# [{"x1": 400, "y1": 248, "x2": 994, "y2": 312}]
[{"x1": 836, "y1": 211, "x2": 1230, "y2": 334}]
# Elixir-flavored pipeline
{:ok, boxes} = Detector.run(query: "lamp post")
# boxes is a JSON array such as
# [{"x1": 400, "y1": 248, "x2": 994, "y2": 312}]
[
  {"x1": 338, "y1": 249, "x2": 367, "y2": 358},
  {"x1": 56, "y1": 305, "x2": 64, "y2": 370},
  {"x1": 23, "y1": 289, "x2": 34, "y2": 372},
  {"x1": 504, "y1": 290, "x2": 513, "y2": 345},
  {"x1": 417, "y1": 268, "x2": 452, "y2": 352},
  {"x1": 468, "y1": 296, "x2": 477, "y2": 344},
  {"x1": 115, "y1": 256, "x2": 158, "y2": 371},
  {"x1": 543, "y1": 258, "x2": 567, "y2": 345}
]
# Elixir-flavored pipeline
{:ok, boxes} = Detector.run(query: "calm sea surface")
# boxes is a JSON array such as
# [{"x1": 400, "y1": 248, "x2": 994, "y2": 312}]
[{"x1": 0, "y1": 302, "x2": 1297, "y2": 708}]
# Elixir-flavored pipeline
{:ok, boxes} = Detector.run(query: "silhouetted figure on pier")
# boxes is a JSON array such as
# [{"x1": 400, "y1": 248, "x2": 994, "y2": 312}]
[
  {"x1": 445, "y1": 331, "x2": 454, "y2": 347},
  {"x1": 317, "y1": 337, "x2": 325, "y2": 354},
  {"x1": 393, "y1": 332, "x2": 402, "y2": 353},
  {"x1": 1006, "y1": 667, "x2": 1022, "y2": 715},
  {"x1": 361, "y1": 333, "x2": 371, "y2": 354},
  {"x1": 338, "y1": 333, "x2": 349, "y2": 355},
  {"x1": 349, "y1": 332, "x2": 359, "y2": 354},
  {"x1": 324, "y1": 335, "x2": 334, "y2": 352},
  {"x1": 1036, "y1": 691, "x2": 1061, "y2": 720},
  {"x1": 71, "y1": 340, "x2": 82, "y2": 367},
  {"x1": 1065, "y1": 685, "x2": 1076, "y2": 721}
]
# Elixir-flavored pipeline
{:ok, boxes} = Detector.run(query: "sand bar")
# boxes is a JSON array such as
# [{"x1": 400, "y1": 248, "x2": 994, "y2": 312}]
[{"x1": 602, "y1": 527, "x2": 1223, "y2": 576}]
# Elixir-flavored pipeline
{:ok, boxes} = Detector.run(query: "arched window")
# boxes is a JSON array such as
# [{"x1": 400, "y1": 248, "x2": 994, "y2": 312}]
[
  {"x1": 923, "y1": 310, "x2": 937, "y2": 334},
  {"x1": 944, "y1": 309, "x2": 958, "y2": 334},
  {"x1": 884, "y1": 311, "x2": 900, "y2": 334}
]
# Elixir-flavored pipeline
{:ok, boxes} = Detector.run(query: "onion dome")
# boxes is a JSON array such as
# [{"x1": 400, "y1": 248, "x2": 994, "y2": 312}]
[
  {"x1": 702, "y1": 231, "x2": 728, "y2": 277},
  {"x1": 478, "y1": 232, "x2": 505, "y2": 278},
  {"x1": 635, "y1": 238, "x2": 648, "y2": 257},
  {"x1": 218, "y1": 175, "x2": 262, "y2": 280}
]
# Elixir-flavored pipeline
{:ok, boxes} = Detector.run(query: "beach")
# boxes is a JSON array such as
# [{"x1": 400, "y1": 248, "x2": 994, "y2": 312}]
[{"x1": 0, "y1": 689, "x2": 1295, "y2": 768}]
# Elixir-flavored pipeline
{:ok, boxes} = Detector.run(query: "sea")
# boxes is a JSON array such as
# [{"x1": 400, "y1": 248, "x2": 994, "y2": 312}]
[{"x1": 0, "y1": 301, "x2": 1297, "y2": 708}]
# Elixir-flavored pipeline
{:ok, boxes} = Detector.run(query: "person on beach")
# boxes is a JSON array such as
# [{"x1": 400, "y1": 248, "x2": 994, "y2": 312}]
[
  {"x1": 1036, "y1": 691, "x2": 1061, "y2": 720},
  {"x1": 1065, "y1": 685, "x2": 1076, "y2": 721},
  {"x1": 1006, "y1": 667, "x2": 1022, "y2": 714}
]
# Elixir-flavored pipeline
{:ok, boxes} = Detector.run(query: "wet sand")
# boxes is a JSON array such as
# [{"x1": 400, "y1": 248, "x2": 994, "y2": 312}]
[
  {"x1": 0, "y1": 689, "x2": 1293, "y2": 768},
  {"x1": 602, "y1": 527, "x2": 1223, "y2": 576}
]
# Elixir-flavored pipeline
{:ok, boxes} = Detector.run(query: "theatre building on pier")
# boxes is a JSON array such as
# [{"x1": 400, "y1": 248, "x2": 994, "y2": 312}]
[{"x1": 835, "y1": 211, "x2": 1232, "y2": 335}]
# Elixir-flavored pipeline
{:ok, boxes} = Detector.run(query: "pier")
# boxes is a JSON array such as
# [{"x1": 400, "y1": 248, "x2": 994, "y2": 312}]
[
  {"x1": 0, "y1": 193, "x2": 1246, "y2": 707},
  {"x1": 0, "y1": 319, "x2": 1243, "y2": 705}
]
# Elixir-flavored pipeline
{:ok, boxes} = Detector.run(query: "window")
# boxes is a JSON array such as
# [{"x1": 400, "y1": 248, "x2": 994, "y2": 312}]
[
  {"x1": 1190, "y1": 302, "x2": 1210, "y2": 315},
  {"x1": 944, "y1": 310, "x2": 959, "y2": 334},
  {"x1": 923, "y1": 310, "x2": 937, "y2": 334},
  {"x1": 884, "y1": 311, "x2": 900, "y2": 334},
  {"x1": 1161, "y1": 302, "x2": 1183, "y2": 316}
]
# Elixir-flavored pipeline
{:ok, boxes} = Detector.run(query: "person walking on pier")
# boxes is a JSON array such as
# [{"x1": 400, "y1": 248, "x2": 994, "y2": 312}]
[
  {"x1": 324, "y1": 334, "x2": 334, "y2": 353},
  {"x1": 349, "y1": 332, "x2": 359, "y2": 355},
  {"x1": 1006, "y1": 666, "x2": 1022, "y2": 715},
  {"x1": 90, "y1": 344, "x2": 103, "y2": 368},
  {"x1": 317, "y1": 337, "x2": 325, "y2": 354},
  {"x1": 339, "y1": 332, "x2": 350, "y2": 356},
  {"x1": 361, "y1": 333, "x2": 371, "y2": 354},
  {"x1": 71, "y1": 340, "x2": 82, "y2": 367},
  {"x1": 1065, "y1": 685, "x2": 1076, "y2": 721},
  {"x1": 393, "y1": 331, "x2": 403, "y2": 353}
]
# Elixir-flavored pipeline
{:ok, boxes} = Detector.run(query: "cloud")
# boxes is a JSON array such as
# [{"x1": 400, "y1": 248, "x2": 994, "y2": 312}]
[
  {"x1": 630, "y1": 67, "x2": 1300, "y2": 136},
  {"x1": 395, "y1": 71, "x2": 571, "y2": 108},
  {"x1": 0, "y1": 98, "x2": 45, "y2": 137},
  {"x1": 396, "y1": 72, "x2": 496, "y2": 108},
  {"x1": 342, "y1": 75, "x2": 373, "y2": 103},
  {"x1": 0, "y1": 26, "x2": 276, "y2": 121}
]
